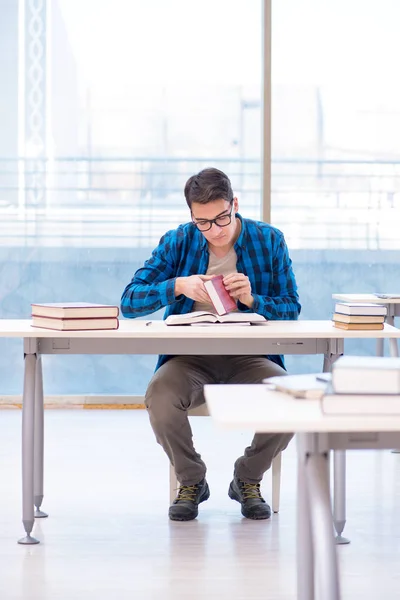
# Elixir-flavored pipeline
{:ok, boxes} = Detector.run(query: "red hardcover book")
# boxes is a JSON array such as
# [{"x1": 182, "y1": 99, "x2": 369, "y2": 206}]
[
  {"x1": 204, "y1": 275, "x2": 237, "y2": 316},
  {"x1": 31, "y1": 302, "x2": 119, "y2": 319},
  {"x1": 31, "y1": 316, "x2": 119, "y2": 331}
]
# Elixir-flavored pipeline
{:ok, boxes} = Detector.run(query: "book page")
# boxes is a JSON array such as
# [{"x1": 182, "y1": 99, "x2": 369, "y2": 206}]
[
  {"x1": 168, "y1": 311, "x2": 216, "y2": 321},
  {"x1": 165, "y1": 311, "x2": 218, "y2": 325},
  {"x1": 264, "y1": 373, "x2": 330, "y2": 399},
  {"x1": 218, "y1": 312, "x2": 266, "y2": 323},
  {"x1": 190, "y1": 322, "x2": 251, "y2": 327}
]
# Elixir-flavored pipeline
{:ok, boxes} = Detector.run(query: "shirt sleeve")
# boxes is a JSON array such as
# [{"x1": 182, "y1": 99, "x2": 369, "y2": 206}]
[
  {"x1": 120, "y1": 231, "x2": 178, "y2": 317},
  {"x1": 248, "y1": 231, "x2": 301, "y2": 320}
]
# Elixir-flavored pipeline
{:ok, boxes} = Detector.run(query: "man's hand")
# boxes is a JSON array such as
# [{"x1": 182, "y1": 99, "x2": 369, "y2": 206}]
[
  {"x1": 175, "y1": 275, "x2": 213, "y2": 303},
  {"x1": 223, "y1": 273, "x2": 254, "y2": 308}
]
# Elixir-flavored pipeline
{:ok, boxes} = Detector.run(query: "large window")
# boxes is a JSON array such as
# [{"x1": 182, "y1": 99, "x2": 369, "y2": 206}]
[
  {"x1": 2, "y1": 0, "x2": 398, "y2": 392},
  {"x1": 272, "y1": 0, "x2": 400, "y2": 373},
  {"x1": 0, "y1": 0, "x2": 262, "y2": 393}
]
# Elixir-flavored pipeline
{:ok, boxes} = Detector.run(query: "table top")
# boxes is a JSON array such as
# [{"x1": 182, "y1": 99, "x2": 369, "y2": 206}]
[
  {"x1": 204, "y1": 384, "x2": 400, "y2": 432},
  {"x1": 332, "y1": 293, "x2": 400, "y2": 305},
  {"x1": 0, "y1": 319, "x2": 399, "y2": 339}
]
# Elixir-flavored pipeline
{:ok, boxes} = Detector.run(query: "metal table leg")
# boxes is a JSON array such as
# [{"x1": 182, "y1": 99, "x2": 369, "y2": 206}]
[
  {"x1": 306, "y1": 450, "x2": 341, "y2": 600},
  {"x1": 376, "y1": 338, "x2": 384, "y2": 357},
  {"x1": 34, "y1": 355, "x2": 48, "y2": 518},
  {"x1": 386, "y1": 313, "x2": 399, "y2": 358},
  {"x1": 297, "y1": 437, "x2": 315, "y2": 600},
  {"x1": 323, "y1": 350, "x2": 350, "y2": 544},
  {"x1": 389, "y1": 338, "x2": 399, "y2": 358},
  {"x1": 386, "y1": 313, "x2": 400, "y2": 454},
  {"x1": 18, "y1": 351, "x2": 39, "y2": 545},
  {"x1": 333, "y1": 450, "x2": 350, "y2": 544}
]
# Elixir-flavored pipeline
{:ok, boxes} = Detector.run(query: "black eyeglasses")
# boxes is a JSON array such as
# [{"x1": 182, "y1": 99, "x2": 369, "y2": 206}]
[{"x1": 192, "y1": 205, "x2": 234, "y2": 232}]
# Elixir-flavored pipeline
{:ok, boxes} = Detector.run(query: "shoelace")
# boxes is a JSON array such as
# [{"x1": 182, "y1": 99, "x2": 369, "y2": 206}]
[
  {"x1": 240, "y1": 482, "x2": 264, "y2": 501},
  {"x1": 176, "y1": 484, "x2": 199, "y2": 502}
]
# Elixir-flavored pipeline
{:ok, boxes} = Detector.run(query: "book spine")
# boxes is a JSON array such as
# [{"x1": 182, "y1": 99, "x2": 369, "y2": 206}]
[
  {"x1": 206, "y1": 283, "x2": 226, "y2": 315},
  {"x1": 332, "y1": 369, "x2": 400, "y2": 395},
  {"x1": 31, "y1": 324, "x2": 119, "y2": 331},
  {"x1": 31, "y1": 314, "x2": 118, "y2": 321}
]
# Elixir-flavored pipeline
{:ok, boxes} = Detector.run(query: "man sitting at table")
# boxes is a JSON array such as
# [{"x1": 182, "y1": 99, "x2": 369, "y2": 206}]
[{"x1": 121, "y1": 167, "x2": 301, "y2": 522}]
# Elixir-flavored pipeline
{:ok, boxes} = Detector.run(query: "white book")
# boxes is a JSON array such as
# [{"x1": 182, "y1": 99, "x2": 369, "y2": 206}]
[
  {"x1": 165, "y1": 311, "x2": 266, "y2": 326},
  {"x1": 332, "y1": 313, "x2": 385, "y2": 324},
  {"x1": 332, "y1": 355, "x2": 400, "y2": 395},
  {"x1": 263, "y1": 373, "x2": 331, "y2": 399},
  {"x1": 334, "y1": 302, "x2": 387, "y2": 316},
  {"x1": 322, "y1": 384, "x2": 400, "y2": 415}
]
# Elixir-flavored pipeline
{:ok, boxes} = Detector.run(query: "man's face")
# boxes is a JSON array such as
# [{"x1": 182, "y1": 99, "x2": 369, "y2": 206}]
[{"x1": 191, "y1": 198, "x2": 239, "y2": 247}]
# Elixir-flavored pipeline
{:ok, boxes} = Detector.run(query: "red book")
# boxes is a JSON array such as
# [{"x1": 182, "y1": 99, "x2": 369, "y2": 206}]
[
  {"x1": 31, "y1": 302, "x2": 119, "y2": 319},
  {"x1": 204, "y1": 275, "x2": 237, "y2": 316},
  {"x1": 31, "y1": 316, "x2": 119, "y2": 331}
]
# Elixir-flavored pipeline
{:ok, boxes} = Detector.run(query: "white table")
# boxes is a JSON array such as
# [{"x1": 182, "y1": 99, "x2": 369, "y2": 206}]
[
  {"x1": 332, "y1": 293, "x2": 400, "y2": 357},
  {"x1": 204, "y1": 384, "x2": 400, "y2": 600},
  {"x1": 1, "y1": 319, "x2": 400, "y2": 544}
]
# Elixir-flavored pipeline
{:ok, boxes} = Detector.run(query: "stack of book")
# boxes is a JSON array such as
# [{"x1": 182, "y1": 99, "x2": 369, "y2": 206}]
[
  {"x1": 31, "y1": 303, "x2": 119, "y2": 330},
  {"x1": 322, "y1": 355, "x2": 400, "y2": 414},
  {"x1": 332, "y1": 302, "x2": 387, "y2": 330}
]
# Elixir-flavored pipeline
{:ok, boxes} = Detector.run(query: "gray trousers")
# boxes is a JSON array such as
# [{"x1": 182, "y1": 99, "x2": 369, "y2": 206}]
[{"x1": 145, "y1": 355, "x2": 293, "y2": 486}]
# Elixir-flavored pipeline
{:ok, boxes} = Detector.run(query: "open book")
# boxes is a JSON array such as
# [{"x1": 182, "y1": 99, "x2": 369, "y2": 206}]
[
  {"x1": 374, "y1": 293, "x2": 400, "y2": 299},
  {"x1": 264, "y1": 373, "x2": 331, "y2": 399},
  {"x1": 165, "y1": 311, "x2": 267, "y2": 326}
]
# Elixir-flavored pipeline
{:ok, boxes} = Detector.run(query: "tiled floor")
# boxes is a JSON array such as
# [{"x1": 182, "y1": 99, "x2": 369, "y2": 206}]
[{"x1": 1, "y1": 409, "x2": 400, "y2": 599}]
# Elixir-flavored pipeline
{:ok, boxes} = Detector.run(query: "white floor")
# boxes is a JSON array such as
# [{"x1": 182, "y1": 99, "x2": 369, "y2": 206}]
[{"x1": 1, "y1": 409, "x2": 400, "y2": 599}]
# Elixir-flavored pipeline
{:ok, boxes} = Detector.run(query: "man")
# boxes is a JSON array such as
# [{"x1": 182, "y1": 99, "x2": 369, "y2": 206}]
[{"x1": 121, "y1": 168, "x2": 301, "y2": 522}]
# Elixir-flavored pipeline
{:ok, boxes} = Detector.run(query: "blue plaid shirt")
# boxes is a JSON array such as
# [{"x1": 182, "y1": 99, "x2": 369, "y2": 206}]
[{"x1": 121, "y1": 214, "x2": 301, "y2": 370}]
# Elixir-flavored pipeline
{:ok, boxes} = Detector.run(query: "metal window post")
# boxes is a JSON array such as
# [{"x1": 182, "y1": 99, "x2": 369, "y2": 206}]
[{"x1": 262, "y1": 0, "x2": 272, "y2": 224}]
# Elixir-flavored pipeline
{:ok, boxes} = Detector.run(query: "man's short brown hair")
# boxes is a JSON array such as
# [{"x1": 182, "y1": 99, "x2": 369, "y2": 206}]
[{"x1": 184, "y1": 168, "x2": 234, "y2": 209}]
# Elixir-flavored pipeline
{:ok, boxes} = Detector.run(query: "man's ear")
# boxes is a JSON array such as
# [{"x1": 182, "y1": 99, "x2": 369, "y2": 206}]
[{"x1": 233, "y1": 197, "x2": 239, "y2": 213}]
